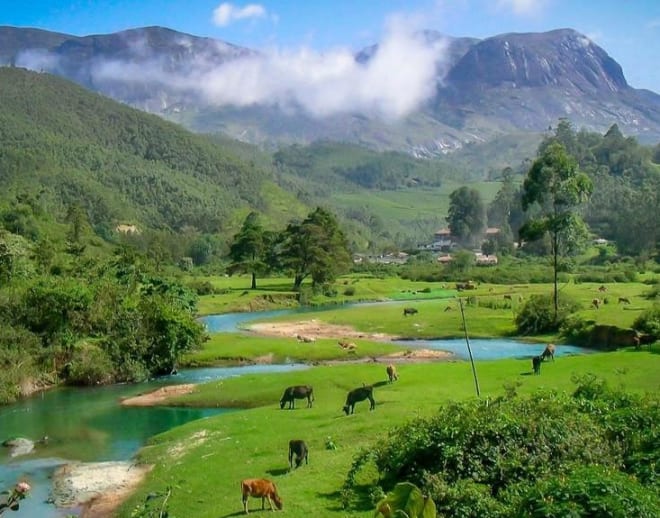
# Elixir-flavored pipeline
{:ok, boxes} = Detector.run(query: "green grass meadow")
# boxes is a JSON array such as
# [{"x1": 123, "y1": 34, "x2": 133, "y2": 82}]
[{"x1": 118, "y1": 349, "x2": 659, "y2": 518}]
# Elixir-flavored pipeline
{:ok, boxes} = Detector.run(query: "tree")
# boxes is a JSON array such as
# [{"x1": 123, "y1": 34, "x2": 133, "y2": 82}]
[
  {"x1": 228, "y1": 212, "x2": 272, "y2": 289},
  {"x1": 279, "y1": 208, "x2": 351, "y2": 290},
  {"x1": 447, "y1": 187, "x2": 486, "y2": 247},
  {"x1": 520, "y1": 142, "x2": 593, "y2": 320}
]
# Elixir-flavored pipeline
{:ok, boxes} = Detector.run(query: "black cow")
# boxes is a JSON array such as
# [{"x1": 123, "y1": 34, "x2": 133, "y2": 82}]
[
  {"x1": 280, "y1": 385, "x2": 314, "y2": 409},
  {"x1": 532, "y1": 355, "x2": 542, "y2": 375},
  {"x1": 403, "y1": 307, "x2": 418, "y2": 316},
  {"x1": 343, "y1": 385, "x2": 375, "y2": 415},
  {"x1": 288, "y1": 439, "x2": 309, "y2": 468}
]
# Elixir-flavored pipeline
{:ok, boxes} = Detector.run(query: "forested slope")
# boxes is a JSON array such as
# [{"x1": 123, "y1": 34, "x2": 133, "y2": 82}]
[{"x1": 0, "y1": 67, "x2": 304, "y2": 235}]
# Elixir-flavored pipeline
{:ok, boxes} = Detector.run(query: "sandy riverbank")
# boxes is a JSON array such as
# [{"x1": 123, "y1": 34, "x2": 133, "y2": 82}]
[
  {"x1": 245, "y1": 319, "x2": 453, "y2": 362},
  {"x1": 120, "y1": 383, "x2": 196, "y2": 407},
  {"x1": 51, "y1": 461, "x2": 153, "y2": 518}
]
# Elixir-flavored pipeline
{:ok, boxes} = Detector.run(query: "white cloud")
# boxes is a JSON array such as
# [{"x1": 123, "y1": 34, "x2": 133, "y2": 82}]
[
  {"x1": 196, "y1": 26, "x2": 446, "y2": 119},
  {"x1": 496, "y1": 0, "x2": 547, "y2": 16},
  {"x1": 15, "y1": 49, "x2": 61, "y2": 71},
  {"x1": 84, "y1": 23, "x2": 447, "y2": 120},
  {"x1": 213, "y1": 3, "x2": 267, "y2": 27}
]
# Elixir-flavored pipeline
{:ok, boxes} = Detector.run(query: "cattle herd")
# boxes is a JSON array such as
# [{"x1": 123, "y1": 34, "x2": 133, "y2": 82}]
[{"x1": 241, "y1": 364, "x2": 398, "y2": 513}]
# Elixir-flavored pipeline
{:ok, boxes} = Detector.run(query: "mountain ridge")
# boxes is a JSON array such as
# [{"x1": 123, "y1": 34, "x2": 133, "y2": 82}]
[{"x1": 1, "y1": 25, "x2": 659, "y2": 153}]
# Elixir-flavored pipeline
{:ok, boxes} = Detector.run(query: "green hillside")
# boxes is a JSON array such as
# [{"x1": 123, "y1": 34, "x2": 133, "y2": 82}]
[{"x1": 0, "y1": 67, "x2": 307, "y2": 236}]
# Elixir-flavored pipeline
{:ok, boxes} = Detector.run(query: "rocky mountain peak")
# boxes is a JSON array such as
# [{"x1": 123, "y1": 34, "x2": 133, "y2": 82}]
[{"x1": 446, "y1": 28, "x2": 627, "y2": 94}]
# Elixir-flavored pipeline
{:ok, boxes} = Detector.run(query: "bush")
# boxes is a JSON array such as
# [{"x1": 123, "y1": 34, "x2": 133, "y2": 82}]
[
  {"x1": 515, "y1": 293, "x2": 581, "y2": 335},
  {"x1": 560, "y1": 315, "x2": 595, "y2": 344},
  {"x1": 66, "y1": 343, "x2": 114, "y2": 386},
  {"x1": 322, "y1": 284, "x2": 338, "y2": 297},
  {"x1": 343, "y1": 286, "x2": 356, "y2": 296},
  {"x1": 514, "y1": 464, "x2": 660, "y2": 517},
  {"x1": 343, "y1": 384, "x2": 660, "y2": 518},
  {"x1": 186, "y1": 280, "x2": 217, "y2": 296},
  {"x1": 633, "y1": 304, "x2": 660, "y2": 338}
]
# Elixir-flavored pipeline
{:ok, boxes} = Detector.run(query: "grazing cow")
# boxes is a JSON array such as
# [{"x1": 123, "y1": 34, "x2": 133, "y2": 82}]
[
  {"x1": 280, "y1": 385, "x2": 314, "y2": 409},
  {"x1": 403, "y1": 307, "x2": 418, "y2": 316},
  {"x1": 241, "y1": 478, "x2": 283, "y2": 514},
  {"x1": 618, "y1": 297, "x2": 631, "y2": 305},
  {"x1": 541, "y1": 343, "x2": 556, "y2": 362},
  {"x1": 503, "y1": 294, "x2": 512, "y2": 301},
  {"x1": 532, "y1": 355, "x2": 542, "y2": 375},
  {"x1": 598, "y1": 285, "x2": 608, "y2": 292},
  {"x1": 288, "y1": 439, "x2": 309, "y2": 469},
  {"x1": 297, "y1": 334, "x2": 316, "y2": 343},
  {"x1": 592, "y1": 298, "x2": 602, "y2": 309},
  {"x1": 444, "y1": 305, "x2": 453, "y2": 312},
  {"x1": 343, "y1": 385, "x2": 375, "y2": 415},
  {"x1": 386, "y1": 364, "x2": 398, "y2": 383}
]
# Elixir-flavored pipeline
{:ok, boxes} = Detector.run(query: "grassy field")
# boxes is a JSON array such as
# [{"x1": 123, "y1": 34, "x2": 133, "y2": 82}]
[
  {"x1": 186, "y1": 277, "x2": 654, "y2": 369},
  {"x1": 118, "y1": 272, "x2": 658, "y2": 516},
  {"x1": 118, "y1": 349, "x2": 660, "y2": 518}
]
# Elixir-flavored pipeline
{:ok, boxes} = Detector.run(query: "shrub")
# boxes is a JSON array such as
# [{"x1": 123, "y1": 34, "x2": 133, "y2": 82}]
[
  {"x1": 515, "y1": 293, "x2": 581, "y2": 335},
  {"x1": 424, "y1": 475, "x2": 505, "y2": 518},
  {"x1": 514, "y1": 464, "x2": 660, "y2": 517},
  {"x1": 322, "y1": 284, "x2": 338, "y2": 297},
  {"x1": 560, "y1": 315, "x2": 595, "y2": 344},
  {"x1": 633, "y1": 304, "x2": 660, "y2": 338},
  {"x1": 344, "y1": 384, "x2": 659, "y2": 518},
  {"x1": 186, "y1": 280, "x2": 217, "y2": 296},
  {"x1": 343, "y1": 286, "x2": 356, "y2": 296},
  {"x1": 66, "y1": 343, "x2": 114, "y2": 386}
]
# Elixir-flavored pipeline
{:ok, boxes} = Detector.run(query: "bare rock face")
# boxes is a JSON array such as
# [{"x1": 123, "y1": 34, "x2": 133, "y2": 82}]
[{"x1": 446, "y1": 29, "x2": 627, "y2": 92}]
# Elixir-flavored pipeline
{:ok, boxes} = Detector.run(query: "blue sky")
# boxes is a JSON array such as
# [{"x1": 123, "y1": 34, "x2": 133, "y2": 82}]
[{"x1": 1, "y1": 0, "x2": 659, "y2": 93}]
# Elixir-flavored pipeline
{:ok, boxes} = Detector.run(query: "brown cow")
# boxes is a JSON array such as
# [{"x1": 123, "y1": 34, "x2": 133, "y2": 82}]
[
  {"x1": 386, "y1": 364, "x2": 398, "y2": 383},
  {"x1": 403, "y1": 307, "x2": 418, "y2": 316},
  {"x1": 598, "y1": 285, "x2": 608, "y2": 292},
  {"x1": 592, "y1": 298, "x2": 602, "y2": 309},
  {"x1": 241, "y1": 478, "x2": 283, "y2": 514},
  {"x1": 618, "y1": 297, "x2": 631, "y2": 305}
]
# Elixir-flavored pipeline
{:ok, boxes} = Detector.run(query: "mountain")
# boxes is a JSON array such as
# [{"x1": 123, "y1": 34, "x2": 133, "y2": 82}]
[{"x1": 1, "y1": 25, "x2": 659, "y2": 155}]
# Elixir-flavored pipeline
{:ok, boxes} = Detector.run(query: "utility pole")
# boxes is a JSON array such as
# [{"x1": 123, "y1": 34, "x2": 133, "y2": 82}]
[{"x1": 458, "y1": 297, "x2": 481, "y2": 397}]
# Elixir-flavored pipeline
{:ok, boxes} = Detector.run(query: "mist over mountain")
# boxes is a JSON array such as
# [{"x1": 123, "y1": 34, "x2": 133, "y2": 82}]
[{"x1": 1, "y1": 25, "x2": 659, "y2": 153}]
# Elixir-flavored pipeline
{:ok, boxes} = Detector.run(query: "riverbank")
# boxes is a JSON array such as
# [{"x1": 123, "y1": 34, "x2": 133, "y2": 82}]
[
  {"x1": 51, "y1": 461, "x2": 152, "y2": 518},
  {"x1": 120, "y1": 384, "x2": 196, "y2": 407},
  {"x1": 246, "y1": 318, "x2": 399, "y2": 341}
]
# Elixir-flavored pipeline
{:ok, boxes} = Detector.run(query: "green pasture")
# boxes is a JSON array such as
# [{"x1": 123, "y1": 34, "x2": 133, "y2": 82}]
[
  {"x1": 118, "y1": 349, "x2": 660, "y2": 518},
  {"x1": 193, "y1": 274, "x2": 459, "y2": 315},
  {"x1": 331, "y1": 181, "x2": 501, "y2": 226}
]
